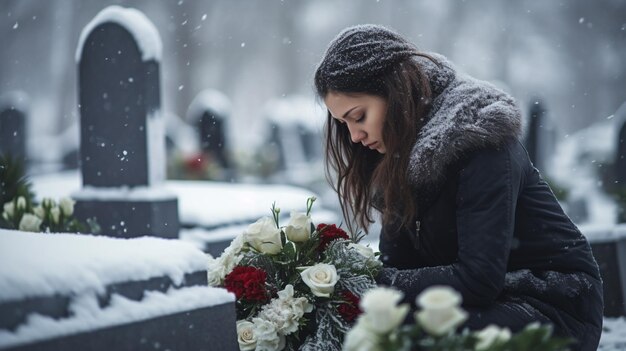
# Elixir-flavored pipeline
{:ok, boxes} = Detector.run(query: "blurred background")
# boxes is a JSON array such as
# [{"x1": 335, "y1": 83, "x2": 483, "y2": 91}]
[{"x1": 1, "y1": 0, "x2": 625, "y2": 225}]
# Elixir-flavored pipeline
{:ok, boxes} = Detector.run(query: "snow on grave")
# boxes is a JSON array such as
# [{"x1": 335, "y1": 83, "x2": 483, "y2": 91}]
[
  {"x1": 0, "y1": 229, "x2": 237, "y2": 351},
  {"x1": 29, "y1": 171, "x2": 339, "y2": 257},
  {"x1": 74, "y1": 6, "x2": 179, "y2": 239}
]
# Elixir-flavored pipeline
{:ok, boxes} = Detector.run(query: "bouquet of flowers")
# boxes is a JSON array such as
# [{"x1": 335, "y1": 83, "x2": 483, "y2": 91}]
[
  {"x1": 207, "y1": 197, "x2": 382, "y2": 351},
  {"x1": 343, "y1": 286, "x2": 572, "y2": 351},
  {"x1": 0, "y1": 154, "x2": 98, "y2": 234}
]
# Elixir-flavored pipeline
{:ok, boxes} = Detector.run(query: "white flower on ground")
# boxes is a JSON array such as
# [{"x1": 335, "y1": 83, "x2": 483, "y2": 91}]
[
  {"x1": 474, "y1": 324, "x2": 512, "y2": 350},
  {"x1": 347, "y1": 243, "x2": 375, "y2": 259},
  {"x1": 343, "y1": 323, "x2": 382, "y2": 351},
  {"x1": 284, "y1": 211, "x2": 312, "y2": 242},
  {"x1": 59, "y1": 197, "x2": 75, "y2": 216},
  {"x1": 244, "y1": 217, "x2": 283, "y2": 255},
  {"x1": 252, "y1": 317, "x2": 286, "y2": 351},
  {"x1": 359, "y1": 287, "x2": 409, "y2": 334},
  {"x1": 16, "y1": 196, "x2": 26, "y2": 210},
  {"x1": 236, "y1": 320, "x2": 257, "y2": 351},
  {"x1": 300, "y1": 263, "x2": 339, "y2": 297},
  {"x1": 19, "y1": 213, "x2": 42, "y2": 232},
  {"x1": 33, "y1": 206, "x2": 45, "y2": 219},
  {"x1": 50, "y1": 207, "x2": 61, "y2": 224},
  {"x1": 3, "y1": 201, "x2": 15, "y2": 217},
  {"x1": 257, "y1": 285, "x2": 313, "y2": 335},
  {"x1": 415, "y1": 286, "x2": 467, "y2": 336}
]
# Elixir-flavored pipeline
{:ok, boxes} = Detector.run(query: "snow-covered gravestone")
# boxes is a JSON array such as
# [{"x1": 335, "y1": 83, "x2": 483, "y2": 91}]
[
  {"x1": 73, "y1": 6, "x2": 179, "y2": 238},
  {"x1": 186, "y1": 90, "x2": 231, "y2": 172},
  {"x1": 0, "y1": 92, "x2": 28, "y2": 162},
  {"x1": 0, "y1": 229, "x2": 238, "y2": 351},
  {"x1": 264, "y1": 96, "x2": 323, "y2": 174},
  {"x1": 524, "y1": 98, "x2": 554, "y2": 172}
]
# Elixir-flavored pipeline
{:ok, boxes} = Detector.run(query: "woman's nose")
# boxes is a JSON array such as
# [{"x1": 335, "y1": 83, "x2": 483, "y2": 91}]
[{"x1": 349, "y1": 126, "x2": 366, "y2": 143}]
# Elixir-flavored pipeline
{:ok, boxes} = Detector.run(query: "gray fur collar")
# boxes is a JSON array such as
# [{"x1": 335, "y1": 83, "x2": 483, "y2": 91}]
[{"x1": 407, "y1": 53, "x2": 523, "y2": 189}]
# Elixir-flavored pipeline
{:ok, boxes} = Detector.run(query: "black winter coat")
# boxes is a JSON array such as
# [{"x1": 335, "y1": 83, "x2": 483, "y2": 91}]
[{"x1": 377, "y1": 54, "x2": 603, "y2": 350}]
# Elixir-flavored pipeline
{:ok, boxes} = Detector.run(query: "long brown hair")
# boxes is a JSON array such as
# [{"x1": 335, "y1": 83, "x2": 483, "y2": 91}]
[{"x1": 315, "y1": 55, "x2": 436, "y2": 235}]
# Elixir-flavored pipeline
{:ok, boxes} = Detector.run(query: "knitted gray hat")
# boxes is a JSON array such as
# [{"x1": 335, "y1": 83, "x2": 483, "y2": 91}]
[{"x1": 315, "y1": 24, "x2": 418, "y2": 92}]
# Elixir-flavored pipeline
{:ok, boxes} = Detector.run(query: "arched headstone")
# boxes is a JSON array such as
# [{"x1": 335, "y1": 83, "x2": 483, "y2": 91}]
[
  {"x1": 0, "y1": 92, "x2": 28, "y2": 163},
  {"x1": 73, "y1": 6, "x2": 178, "y2": 238},
  {"x1": 187, "y1": 90, "x2": 232, "y2": 171}
]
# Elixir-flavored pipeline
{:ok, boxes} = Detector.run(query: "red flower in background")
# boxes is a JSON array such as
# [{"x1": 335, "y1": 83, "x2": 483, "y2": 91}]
[
  {"x1": 224, "y1": 266, "x2": 268, "y2": 301},
  {"x1": 184, "y1": 152, "x2": 207, "y2": 172},
  {"x1": 337, "y1": 290, "x2": 362, "y2": 323},
  {"x1": 317, "y1": 223, "x2": 349, "y2": 251}
]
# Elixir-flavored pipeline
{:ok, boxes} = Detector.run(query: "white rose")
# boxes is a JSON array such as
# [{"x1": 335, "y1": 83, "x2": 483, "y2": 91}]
[
  {"x1": 343, "y1": 322, "x2": 382, "y2": 351},
  {"x1": 19, "y1": 213, "x2": 42, "y2": 232},
  {"x1": 416, "y1": 305, "x2": 467, "y2": 336},
  {"x1": 33, "y1": 206, "x2": 45, "y2": 219},
  {"x1": 416, "y1": 285, "x2": 462, "y2": 309},
  {"x1": 348, "y1": 243, "x2": 375, "y2": 259},
  {"x1": 474, "y1": 324, "x2": 512, "y2": 350},
  {"x1": 59, "y1": 197, "x2": 75, "y2": 216},
  {"x1": 300, "y1": 263, "x2": 339, "y2": 297},
  {"x1": 415, "y1": 286, "x2": 467, "y2": 336},
  {"x1": 252, "y1": 317, "x2": 285, "y2": 351},
  {"x1": 3, "y1": 201, "x2": 15, "y2": 217},
  {"x1": 244, "y1": 217, "x2": 283, "y2": 255},
  {"x1": 283, "y1": 211, "x2": 312, "y2": 242},
  {"x1": 236, "y1": 320, "x2": 257, "y2": 351},
  {"x1": 16, "y1": 196, "x2": 26, "y2": 210},
  {"x1": 359, "y1": 287, "x2": 409, "y2": 334},
  {"x1": 50, "y1": 207, "x2": 61, "y2": 224}
]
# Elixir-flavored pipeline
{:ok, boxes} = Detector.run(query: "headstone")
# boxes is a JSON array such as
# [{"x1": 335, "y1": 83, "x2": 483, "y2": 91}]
[
  {"x1": 614, "y1": 103, "x2": 626, "y2": 222},
  {"x1": 0, "y1": 92, "x2": 28, "y2": 162},
  {"x1": 186, "y1": 90, "x2": 232, "y2": 171},
  {"x1": 586, "y1": 225, "x2": 626, "y2": 317},
  {"x1": 524, "y1": 98, "x2": 550, "y2": 171},
  {"x1": 73, "y1": 6, "x2": 178, "y2": 238}
]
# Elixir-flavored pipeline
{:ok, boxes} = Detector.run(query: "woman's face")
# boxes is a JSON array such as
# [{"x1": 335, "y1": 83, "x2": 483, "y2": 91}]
[{"x1": 324, "y1": 92, "x2": 388, "y2": 154}]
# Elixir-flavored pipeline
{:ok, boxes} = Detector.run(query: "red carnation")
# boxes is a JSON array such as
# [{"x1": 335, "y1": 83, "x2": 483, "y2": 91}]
[
  {"x1": 224, "y1": 266, "x2": 268, "y2": 302},
  {"x1": 337, "y1": 291, "x2": 362, "y2": 323},
  {"x1": 317, "y1": 223, "x2": 349, "y2": 251}
]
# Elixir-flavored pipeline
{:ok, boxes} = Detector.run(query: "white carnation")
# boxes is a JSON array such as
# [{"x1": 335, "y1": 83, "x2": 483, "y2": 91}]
[
  {"x1": 257, "y1": 285, "x2": 312, "y2": 335},
  {"x1": 252, "y1": 317, "x2": 285, "y2": 351}
]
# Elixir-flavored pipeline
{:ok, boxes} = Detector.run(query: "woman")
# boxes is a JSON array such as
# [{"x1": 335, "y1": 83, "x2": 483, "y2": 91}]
[{"x1": 314, "y1": 24, "x2": 603, "y2": 350}]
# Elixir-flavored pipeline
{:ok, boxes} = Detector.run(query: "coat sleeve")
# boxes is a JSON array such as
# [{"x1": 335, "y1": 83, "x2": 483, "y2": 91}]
[{"x1": 380, "y1": 142, "x2": 525, "y2": 307}]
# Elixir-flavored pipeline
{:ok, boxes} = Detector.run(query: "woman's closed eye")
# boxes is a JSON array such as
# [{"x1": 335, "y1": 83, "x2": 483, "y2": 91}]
[{"x1": 355, "y1": 114, "x2": 365, "y2": 123}]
